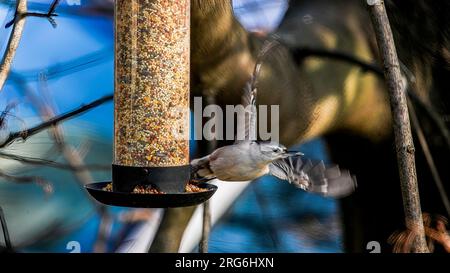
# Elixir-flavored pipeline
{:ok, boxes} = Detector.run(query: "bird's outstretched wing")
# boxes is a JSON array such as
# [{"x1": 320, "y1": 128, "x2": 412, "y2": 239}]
[
  {"x1": 268, "y1": 156, "x2": 357, "y2": 198},
  {"x1": 240, "y1": 38, "x2": 280, "y2": 142},
  {"x1": 242, "y1": 79, "x2": 257, "y2": 141}
]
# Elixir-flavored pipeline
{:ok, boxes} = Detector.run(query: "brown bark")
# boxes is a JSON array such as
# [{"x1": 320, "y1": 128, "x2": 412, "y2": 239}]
[
  {"x1": 367, "y1": 0, "x2": 428, "y2": 253},
  {"x1": 0, "y1": 0, "x2": 27, "y2": 92},
  {"x1": 199, "y1": 201, "x2": 211, "y2": 253},
  {"x1": 148, "y1": 206, "x2": 196, "y2": 252}
]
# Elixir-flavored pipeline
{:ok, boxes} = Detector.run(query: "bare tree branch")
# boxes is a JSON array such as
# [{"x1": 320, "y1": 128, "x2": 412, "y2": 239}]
[
  {"x1": 0, "y1": 0, "x2": 114, "y2": 252},
  {"x1": 367, "y1": 0, "x2": 428, "y2": 253},
  {"x1": 47, "y1": 0, "x2": 60, "y2": 16},
  {"x1": 3, "y1": 74, "x2": 113, "y2": 252},
  {"x1": 292, "y1": 47, "x2": 383, "y2": 76},
  {"x1": 5, "y1": 0, "x2": 60, "y2": 28},
  {"x1": 0, "y1": 0, "x2": 27, "y2": 92},
  {"x1": 35, "y1": 74, "x2": 112, "y2": 253},
  {"x1": 0, "y1": 150, "x2": 108, "y2": 171},
  {"x1": 199, "y1": 200, "x2": 211, "y2": 253},
  {"x1": 198, "y1": 93, "x2": 220, "y2": 254},
  {"x1": 0, "y1": 205, "x2": 12, "y2": 252},
  {"x1": 0, "y1": 94, "x2": 113, "y2": 148},
  {"x1": 0, "y1": 171, "x2": 52, "y2": 195},
  {"x1": 36, "y1": 73, "x2": 107, "y2": 181},
  {"x1": 0, "y1": 0, "x2": 60, "y2": 91}
]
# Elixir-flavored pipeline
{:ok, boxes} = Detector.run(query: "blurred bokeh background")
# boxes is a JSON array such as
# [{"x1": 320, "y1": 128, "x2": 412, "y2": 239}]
[{"x1": 0, "y1": 0, "x2": 342, "y2": 253}]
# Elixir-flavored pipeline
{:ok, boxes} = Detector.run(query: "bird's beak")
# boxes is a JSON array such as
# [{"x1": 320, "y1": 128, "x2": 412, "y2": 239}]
[{"x1": 286, "y1": 151, "x2": 304, "y2": 156}]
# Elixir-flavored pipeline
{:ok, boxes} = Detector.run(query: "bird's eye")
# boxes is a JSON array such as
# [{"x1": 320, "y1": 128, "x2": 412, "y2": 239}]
[{"x1": 273, "y1": 148, "x2": 280, "y2": 152}]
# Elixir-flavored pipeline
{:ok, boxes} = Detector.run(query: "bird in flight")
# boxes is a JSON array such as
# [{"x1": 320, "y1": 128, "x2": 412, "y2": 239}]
[{"x1": 191, "y1": 39, "x2": 357, "y2": 198}]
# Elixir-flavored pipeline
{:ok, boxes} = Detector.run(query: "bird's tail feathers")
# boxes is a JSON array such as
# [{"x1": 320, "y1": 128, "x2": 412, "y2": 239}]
[
  {"x1": 307, "y1": 162, "x2": 357, "y2": 198},
  {"x1": 269, "y1": 156, "x2": 357, "y2": 198}
]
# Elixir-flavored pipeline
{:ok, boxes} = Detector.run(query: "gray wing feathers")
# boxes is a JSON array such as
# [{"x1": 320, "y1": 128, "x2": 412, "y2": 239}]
[
  {"x1": 269, "y1": 156, "x2": 357, "y2": 198},
  {"x1": 242, "y1": 80, "x2": 257, "y2": 141},
  {"x1": 241, "y1": 38, "x2": 280, "y2": 142},
  {"x1": 269, "y1": 156, "x2": 311, "y2": 191},
  {"x1": 326, "y1": 169, "x2": 357, "y2": 198}
]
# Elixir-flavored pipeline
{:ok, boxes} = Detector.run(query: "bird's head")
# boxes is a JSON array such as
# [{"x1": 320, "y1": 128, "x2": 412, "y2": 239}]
[
  {"x1": 255, "y1": 141, "x2": 304, "y2": 162},
  {"x1": 255, "y1": 141, "x2": 299, "y2": 161}
]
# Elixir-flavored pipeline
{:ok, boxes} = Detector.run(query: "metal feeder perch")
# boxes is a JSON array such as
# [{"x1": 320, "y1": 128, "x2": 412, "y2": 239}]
[{"x1": 86, "y1": 0, "x2": 217, "y2": 208}]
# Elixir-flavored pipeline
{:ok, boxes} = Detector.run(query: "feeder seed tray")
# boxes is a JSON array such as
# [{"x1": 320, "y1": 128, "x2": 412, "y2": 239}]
[{"x1": 85, "y1": 182, "x2": 217, "y2": 208}]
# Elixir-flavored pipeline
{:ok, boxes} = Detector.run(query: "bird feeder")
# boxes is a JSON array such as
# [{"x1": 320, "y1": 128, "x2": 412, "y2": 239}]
[{"x1": 86, "y1": 0, "x2": 216, "y2": 207}]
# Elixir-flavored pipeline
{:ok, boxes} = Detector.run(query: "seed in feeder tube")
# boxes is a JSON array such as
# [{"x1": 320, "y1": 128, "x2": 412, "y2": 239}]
[
  {"x1": 114, "y1": 0, "x2": 190, "y2": 167},
  {"x1": 155, "y1": 151, "x2": 168, "y2": 158}
]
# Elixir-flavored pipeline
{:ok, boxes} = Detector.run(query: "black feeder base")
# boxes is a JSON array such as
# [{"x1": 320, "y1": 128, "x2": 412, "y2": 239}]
[
  {"x1": 85, "y1": 182, "x2": 217, "y2": 208},
  {"x1": 85, "y1": 164, "x2": 217, "y2": 208}
]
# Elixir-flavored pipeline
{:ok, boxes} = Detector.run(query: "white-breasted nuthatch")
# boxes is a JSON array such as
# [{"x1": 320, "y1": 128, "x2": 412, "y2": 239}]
[
  {"x1": 191, "y1": 40, "x2": 357, "y2": 198},
  {"x1": 191, "y1": 139, "x2": 357, "y2": 198}
]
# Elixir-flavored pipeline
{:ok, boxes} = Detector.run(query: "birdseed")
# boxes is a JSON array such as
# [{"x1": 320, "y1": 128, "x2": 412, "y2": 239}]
[
  {"x1": 114, "y1": 0, "x2": 190, "y2": 167},
  {"x1": 185, "y1": 183, "x2": 208, "y2": 193},
  {"x1": 132, "y1": 184, "x2": 165, "y2": 194},
  {"x1": 102, "y1": 182, "x2": 207, "y2": 194}
]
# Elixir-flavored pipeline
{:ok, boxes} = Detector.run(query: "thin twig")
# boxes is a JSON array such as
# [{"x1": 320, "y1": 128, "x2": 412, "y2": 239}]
[
  {"x1": 6, "y1": 74, "x2": 112, "y2": 252},
  {"x1": 408, "y1": 98, "x2": 450, "y2": 218},
  {"x1": 36, "y1": 73, "x2": 107, "y2": 183},
  {"x1": 199, "y1": 200, "x2": 211, "y2": 253},
  {"x1": 0, "y1": 171, "x2": 53, "y2": 195},
  {"x1": 399, "y1": 63, "x2": 450, "y2": 152},
  {"x1": 407, "y1": 90, "x2": 450, "y2": 152},
  {"x1": 292, "y1": 47, "x2": 383, "y2": 76},
  {"x1": 8, "y1": 47, "x2": 111, "y2": 81},
  {"x1": 0, "y1": 150, "x2": 108, "y2": 171},
  {"x1": 367, "y1": 0, "x2": 428, "y2": 253},
  {"x1": 0, "y1": 94, "x2": 113, "y2": 148},
  {"x1": 199, "y1": 94, "x2": 216, "y2": 253},
  {"x1": 47, "y1": 0, "x2": 60, "y2": 16},
  {"x1": 0, "y1": 205, "x2": 12, "y2": 251},
  {"x1": 37, "y1": 76, "x2": 113, "y2": 254},
  {"x1": 5, "y1": 0, "x2": 60, "y2": 28},
  {"x1": 0, "y1": 102, "x2": 20, "y2": 129},
  {"x1": 0, "y1": 0, "x2": 27, "y2": 92},
  {"x1": 36, "y1": 76, "x2": 112, "y2": 252}
]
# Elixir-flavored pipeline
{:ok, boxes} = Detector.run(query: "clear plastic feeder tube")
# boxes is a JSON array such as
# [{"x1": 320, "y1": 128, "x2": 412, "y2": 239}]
[{"x1": 114, "y1": 0, "x2": 190, "y2": 168}]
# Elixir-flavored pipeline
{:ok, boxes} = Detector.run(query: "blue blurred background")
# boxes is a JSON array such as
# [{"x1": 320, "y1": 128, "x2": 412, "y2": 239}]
[{"x1": 0, "y1": 0, "x2": 342, "y2": 253}]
